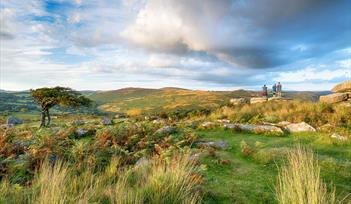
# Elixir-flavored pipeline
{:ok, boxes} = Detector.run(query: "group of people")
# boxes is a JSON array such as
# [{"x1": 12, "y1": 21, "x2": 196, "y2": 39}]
[{"x1": 262, "y1": 82, "x2": 282, "y2": 97}]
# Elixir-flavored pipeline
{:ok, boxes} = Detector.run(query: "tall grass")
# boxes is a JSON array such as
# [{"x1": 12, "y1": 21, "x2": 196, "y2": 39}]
[
  {"x1": 275, "y1": 145, "x2": 335, "y2": 204},
  {"x1": 0, "y1": 154, "x2": 202, "y2": 204}
]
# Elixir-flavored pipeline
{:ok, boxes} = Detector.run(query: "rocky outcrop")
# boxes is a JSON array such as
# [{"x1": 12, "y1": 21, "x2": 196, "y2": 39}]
[
  {"x1": 7, "y1": 116, "x2": 23, "y2": 126},
  {"x1": 285, "y1": 122, "x2": 315, "y2": 133},
  {"x1": 331, "y1": 80, "x2": 351, "y2": 93},
  {"x1": 230, "y1": 98, "x2": 249, "y2": 105},
  {"x1": 250, "y1": 97, "x2": 268, "y2": 104},
  {"x1": 320, "y1": 81, "x2": 351, "y2": 104},
  {"x1": 320, "y1": 93, "x2": 348, "y2": 104},
  {"x1": 224, "y1": 123, "x2": 283, "y2": 134}
]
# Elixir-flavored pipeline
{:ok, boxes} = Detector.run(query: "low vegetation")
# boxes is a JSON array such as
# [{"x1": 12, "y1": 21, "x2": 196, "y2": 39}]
[
  {"x1": 0, "y1": 88, "x2": 350, "y2": 203},
  {"x1": 276, "y1": 145, "x2": 335, "y2": 204}
]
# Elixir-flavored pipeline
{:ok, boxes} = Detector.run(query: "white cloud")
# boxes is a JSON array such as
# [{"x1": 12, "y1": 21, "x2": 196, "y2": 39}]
[{"x1": 274, "y1": 66, "x2": 348, "y2": 83}]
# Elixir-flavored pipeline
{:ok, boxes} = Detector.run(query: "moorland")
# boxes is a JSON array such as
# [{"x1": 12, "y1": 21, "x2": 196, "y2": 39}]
[{"x1": 0, "y1": 86, "x2": 350, "y2": 204}]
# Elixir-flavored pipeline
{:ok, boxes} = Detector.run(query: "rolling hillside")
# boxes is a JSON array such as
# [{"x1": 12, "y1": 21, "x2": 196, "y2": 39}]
[{"x1": 89, "y1": 87, "x2": 326, "y2": 115}]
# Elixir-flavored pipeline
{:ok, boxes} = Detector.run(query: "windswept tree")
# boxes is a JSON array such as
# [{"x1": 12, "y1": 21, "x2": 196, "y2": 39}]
[{"x1": 31, "y1": 87, "x2": 92, "y2": 127}]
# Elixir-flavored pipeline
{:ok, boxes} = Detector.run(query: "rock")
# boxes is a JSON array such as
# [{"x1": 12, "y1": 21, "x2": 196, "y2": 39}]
[
  {"x1": 75, "y1": 128, "x2": 89, "y2": 137},
  {"x1": 135, "y1": 158, "x2": 150, "y2": 168},
  {"x1": 285, "y1": 122, "x2": 316, "y2": 133},
  {"x1": 114, "y1": 114, "x2": 126, "y2": 119},
  {"x1": 250, "y1": 97, "x2": 267, "y2": 104},
  {"x1": 201, "y1": 121, "x2": 216, "y2": 128},
  {"x1": 330, "y1": 133, "x2": 348, "y2": 141},
  {"x1": 15, "y1": 154, "x2": 29, "y2": 165},
  {"x1": 196, "y1": 140, "x2": 228, "y2": 149},
  {"x1": 154, "y1": 126, "x2": 176, "y2": 135},
  {"x1": 230, "y1": 98, "x2": 249, "y2": 105},
  {"x1": 13, "y1": 140, "x2": 35, "y2": 150},
  {"x1": 217, "y1": 119, "x2": 230, "y2": 124},
  {"x1": 50, "y1": 127, "x2": 62, "y2": 132},
  {"x1": 6, "y1": 116, "x2": 23, "y2": 126},
  {"x1": 277, "y1": 121, "x2": 291, "y2": 126},
  {"x1": 152, "y1": 119, "x2": 165, "y2": 124},
  {"x1": 72, "y1": 120, "x2": 85, "y2": 126},
  {"x1": 331, "y1": 80, "x2": 351, "y2": 93},
  {"x1": 224, "y1": 123, "x2": 283, "y2": 134},
  {"x1": 0, "y1": 124, "x2": 14, "y2": 129},
  {"x1": 102, "y1": 117, "x2": 113, "y2": 125},
  {"x1": 320, "y1": 93, "x2": 348, "y2": 104},
  {"x1": 268, "y1": 97, "x2": 292, "y2": 101}
]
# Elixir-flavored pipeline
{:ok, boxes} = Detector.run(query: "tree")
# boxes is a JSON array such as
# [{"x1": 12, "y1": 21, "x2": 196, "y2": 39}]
[{"x1": 31, "y1": 87, "x2": 92, "y2": 128}]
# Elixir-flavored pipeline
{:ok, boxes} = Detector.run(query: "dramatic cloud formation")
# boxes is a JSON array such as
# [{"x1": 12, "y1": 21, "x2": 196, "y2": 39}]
[{"x1": 0, "y1": 0, "x2": 350, "y2": 91}]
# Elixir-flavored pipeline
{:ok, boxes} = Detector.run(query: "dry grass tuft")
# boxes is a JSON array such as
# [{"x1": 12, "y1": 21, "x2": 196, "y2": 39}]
[{"x1": 276, "y1": 145, "x2": 335, "y2": 204}]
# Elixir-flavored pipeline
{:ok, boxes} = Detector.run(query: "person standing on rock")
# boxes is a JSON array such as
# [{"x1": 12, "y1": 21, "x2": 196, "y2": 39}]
[
  {"x1": 262, "y1": 85, "x2": 268, "y2": 97},
  {"x1": 277, "y1": 82, "x2": 282, "y2": 97},
  {"x1": 272, "y1": 83, "x2": 277, "y2": 97}
]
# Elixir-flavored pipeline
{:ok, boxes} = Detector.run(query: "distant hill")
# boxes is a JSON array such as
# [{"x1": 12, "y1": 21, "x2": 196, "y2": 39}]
[
  {"x1": 89, "y1": 87, "x2": 325, "y2": 114},
  {"x1": 0, "y1": 88, "x2": 328, "y2": 115}
]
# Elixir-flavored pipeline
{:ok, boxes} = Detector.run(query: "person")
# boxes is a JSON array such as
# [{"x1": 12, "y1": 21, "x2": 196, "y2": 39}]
[
  {"x1": 277, "y1": 82, "x2": 282, "y2": 97},
  {"x1": 262, "y1": 85, "x2": 268, "y2": 97},
  {"x1": 272, "y1": 83, "x2": 277, "y2": 97}
]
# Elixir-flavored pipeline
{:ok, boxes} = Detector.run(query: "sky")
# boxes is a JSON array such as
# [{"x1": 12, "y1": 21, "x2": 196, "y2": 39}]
[{"x1": 0, "y1": 0, "x2": 350, "y2": 91}]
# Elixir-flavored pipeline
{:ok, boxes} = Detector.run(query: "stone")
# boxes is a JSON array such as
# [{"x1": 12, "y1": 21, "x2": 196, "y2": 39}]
[
  {"x1": 196, "y1": 140, "x2": 229, "y2": 149},
  {"x1": 201, "y1": 121, "x2": 216, "y2": 128},
  {"x1": 0, "y1": 124, "x2": 14, "y2": 129},
  {"x1": 230, "y1": 98, "x2": 249, "y2": 105},
  {"x1": 224, "y1": 123, "x2": 283, "y2": 134},
  {"x1": 75, "y1": 128, "x2": 89, "y2": 137},
  {"x1": 330, "y1": 133, "x2": 348, "y2": 141},
  {"x1": 285, "y1": 122, "x2": 316, "y2": 133},
  {"x1": 72, "y1": 120, "x2": 85, "y2": 126},
  {"x1": 152, "y1": 119, "x2": 165, "y2": 124},
  {"x1": 135, "y1": 158, "x2": 150, "y2": 168},
  {"x1": 268, "y1": 97, "x2": 291, "y2": 101},
  {"x1": 320, "y1": 93, "x2": 348, "y2": 104},
  {"x1": 277, "y1": 121, "x2": 291, "y2": 126},
  {"x1": 217, "y1": 119, "x2": 230, "y2": 124},
  {"x1": 102, "y1": 117, "x2": 113, "y2": 125},
  {"x1": 50, "y1": 127, "x2": 62, "y2": 132},
  {"x1": 331, "y1": 80, "x2": 351, "y2": 93},
  {"x1": 114, "y1": 114, "x2": 126, "y2": 119},
  {"x1": 6, "y1": 116, "x2": 23, "y2": 126},
  {"x1": 250, "y1": 97, "x2": 267, "y2": 104},
  {"x1": 154, "y1": 126, "x2": 176, "y2": 135}
]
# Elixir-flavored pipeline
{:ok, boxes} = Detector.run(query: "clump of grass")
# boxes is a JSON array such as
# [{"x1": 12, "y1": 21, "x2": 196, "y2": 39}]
[
  {"x1": 0, "y1": 154, "x2": 202, "y2": 204},
  {"x1": 275, "y1": 145, "x2": 335, "y2": 204}
]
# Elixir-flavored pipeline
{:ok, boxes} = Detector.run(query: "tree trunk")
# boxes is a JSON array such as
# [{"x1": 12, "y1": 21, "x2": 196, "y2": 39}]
[
  {"x1": 40, "y1": 109, "x2": 46, "y2": 128},
  {"x1": 46, "y1": 109, "x2": 51, "y2": 126}
]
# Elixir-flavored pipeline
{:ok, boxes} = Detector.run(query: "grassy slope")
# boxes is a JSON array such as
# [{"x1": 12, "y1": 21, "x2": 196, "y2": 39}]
[
  {"x1": 198, "y1": 129, "x2": 351, "y2": 204},
  {"x1": 89, "y1": 87, "x2": 323, "y2": 114}
]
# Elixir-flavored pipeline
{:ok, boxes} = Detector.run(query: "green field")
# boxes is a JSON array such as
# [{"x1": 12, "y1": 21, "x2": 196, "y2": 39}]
[{"x1": 198, "y1": 129, "x2": 351, "y2": 203}]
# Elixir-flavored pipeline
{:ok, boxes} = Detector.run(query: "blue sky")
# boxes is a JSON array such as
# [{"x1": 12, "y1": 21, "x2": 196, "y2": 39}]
[{"x1": 0, "y1": 0, "x2": 350, "y2": 91}]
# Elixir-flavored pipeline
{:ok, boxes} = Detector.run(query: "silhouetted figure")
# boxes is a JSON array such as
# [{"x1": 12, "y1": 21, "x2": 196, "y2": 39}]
[
  {"x1": 277, "y1": 82, "x2": 282, "y2": 97},
  {"x1": 262, "y1": 85, "x2": 268, "y2": 97},
  {"x1": 272, "y1": 83, "x2": 277, "y2": 97}
]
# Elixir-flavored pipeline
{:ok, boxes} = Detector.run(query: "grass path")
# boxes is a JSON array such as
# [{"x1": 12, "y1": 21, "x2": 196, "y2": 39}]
[{"x1": 197, "y1": 129, "x2": 351, "y2": 203}]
